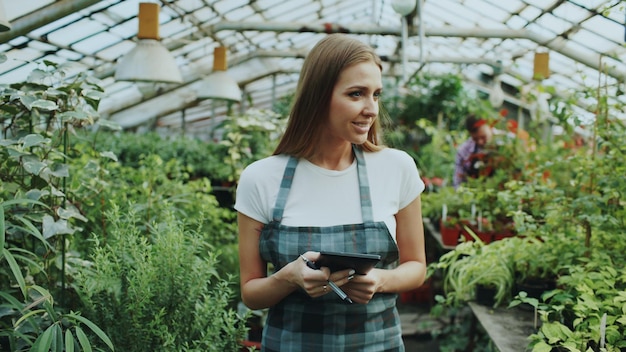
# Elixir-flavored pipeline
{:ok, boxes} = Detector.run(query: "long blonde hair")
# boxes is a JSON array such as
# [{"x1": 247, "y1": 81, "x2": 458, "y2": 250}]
[{"x1": 273, "y1": 34, "x2": 387, "y2": 158}]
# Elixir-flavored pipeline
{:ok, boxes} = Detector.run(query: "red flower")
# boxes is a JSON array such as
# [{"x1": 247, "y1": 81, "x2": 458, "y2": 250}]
[{"x1": 507, "y1": 119, "x2": 518, "y2": 134}]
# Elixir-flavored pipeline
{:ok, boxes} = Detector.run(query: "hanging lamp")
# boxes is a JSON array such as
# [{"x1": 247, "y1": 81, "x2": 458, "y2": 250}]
[
  {"x1": 196, "y1": 47, "x2": 241, "y2": 102},
  {"x1": 489, "y1": 62, "x2": 504, "y2": 108},
  {"x1": 391, "y1": 0, "x2": 417, "y2": 85},
  {"x1": 0, "y1": 0, "x2": 11, "y2": 32},
  {"x1": 115, "y1": 2, "x2": 182, "y2": 83}
]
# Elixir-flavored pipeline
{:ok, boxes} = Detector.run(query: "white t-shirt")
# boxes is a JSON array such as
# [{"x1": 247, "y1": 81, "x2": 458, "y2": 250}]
[{"x1": 234, "y1": 148, "x2": 425, "y2": 240}]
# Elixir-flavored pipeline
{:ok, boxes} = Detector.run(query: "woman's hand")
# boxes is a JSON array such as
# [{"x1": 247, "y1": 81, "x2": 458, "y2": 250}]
[
  {"x1": 339, "y1": 268, "x2": 381, "y2": 304},
  {"x1": 299, "y1": 252, "x2": 356, "y2": 299},
  {"x1": 297, "y1": 251, "x2": 331, "y2": 298}
]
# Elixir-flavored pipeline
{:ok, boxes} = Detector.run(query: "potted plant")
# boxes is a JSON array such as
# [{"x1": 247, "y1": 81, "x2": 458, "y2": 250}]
[{"x1": 428, "y1": 238, "x2": 516, "y2": 308}]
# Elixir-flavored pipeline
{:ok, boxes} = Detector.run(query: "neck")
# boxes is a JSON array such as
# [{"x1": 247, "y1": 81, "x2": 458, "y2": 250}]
[{"x1": 308, "y1": 144, "x2": 354, "y2": 171}]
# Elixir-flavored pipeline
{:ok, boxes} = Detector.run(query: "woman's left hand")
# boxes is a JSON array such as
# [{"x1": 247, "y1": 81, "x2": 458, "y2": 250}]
[{"x1": 339, "y1": 269, "x2": 381, "y2": 304}]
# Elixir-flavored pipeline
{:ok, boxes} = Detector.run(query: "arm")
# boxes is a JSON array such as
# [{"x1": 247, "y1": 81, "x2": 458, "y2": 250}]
[
  {"x1": 237, "y1": 212, "x2": 335, "y2": 310},
  {"x1": 340, "y1": 196, "x2": 427, "y2": 303}
]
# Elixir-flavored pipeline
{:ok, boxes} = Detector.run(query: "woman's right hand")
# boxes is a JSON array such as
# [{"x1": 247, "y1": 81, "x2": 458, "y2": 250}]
[{"x1": 296, "y1": 251, "x2": 332, "y2": 298}]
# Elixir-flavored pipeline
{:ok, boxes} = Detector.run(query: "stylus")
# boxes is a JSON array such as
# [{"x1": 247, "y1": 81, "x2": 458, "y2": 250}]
[{"x1": 300, "y1": 255, "x2": 353, "y2": 304}]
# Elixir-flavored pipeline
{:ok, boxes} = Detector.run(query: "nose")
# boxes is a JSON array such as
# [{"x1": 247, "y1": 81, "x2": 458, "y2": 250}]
[{"x1": 363, "y1": 96, "x2": 378, "y2": 117}]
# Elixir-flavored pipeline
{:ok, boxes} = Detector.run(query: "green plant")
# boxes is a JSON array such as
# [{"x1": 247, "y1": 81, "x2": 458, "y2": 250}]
[
  {"x1": 0, "y1": 284, "x2": 114, "y2": 351},
  {"x1": 0, "y1": 61, "x2": 117, "y2": 350},
  {"x1": 525, "y1": 254, "x2": 626, "y2": 351},
  {"x1": 428, "y1": 237, "x2": 516, "y2": 308},
  {"x1": 219, "y1": 108, "x2": 286, "y2": 182},
  {"x1": 75, "y1": 206, "x2": 248, "y2": 351},
  {"x1": 429, "y1": 304, "x2": 497, "y2": 352}
]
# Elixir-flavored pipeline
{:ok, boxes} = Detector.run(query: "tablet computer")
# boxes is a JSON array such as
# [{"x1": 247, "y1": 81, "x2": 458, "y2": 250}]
[{"x1": 315, "y1": 251, "x2": 381, "y2": 275}]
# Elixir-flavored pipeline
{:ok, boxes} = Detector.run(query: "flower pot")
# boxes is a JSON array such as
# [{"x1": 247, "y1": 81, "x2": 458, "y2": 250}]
[
  {"x1": 440, "y1": 220, "x2": 461, "y2": 246},
  {"x1": 493, "y1": 231, "x2": 515, "y2": 241},
  {"x1": 461, "y1": 224, "x2": 493, "y2": 244},
  {"x1": 400, "y1": 278, "x2": 432, "y2": 304},
  {"x1": 240, "y1": 340, "x2": 261, "y2": 351},
  {"x1": 514, "y1": 278, "x2": 556, "y2": 311},
  {"x1": 515, "y1": 278, "x2": 556, "y2": 299},
  {"x1": 475, "y1": 284, "x2": 497, "y2": 307}
]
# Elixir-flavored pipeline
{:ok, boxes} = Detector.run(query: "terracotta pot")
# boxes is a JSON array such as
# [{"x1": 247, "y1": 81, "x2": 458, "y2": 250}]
[{"x1": 440, "y1": 220, "x2": 461, "y2": 246}]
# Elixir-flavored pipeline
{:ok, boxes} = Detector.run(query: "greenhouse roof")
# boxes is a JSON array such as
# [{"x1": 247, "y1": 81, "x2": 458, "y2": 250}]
[{"x1": 1, "y1": 0, "x2": 624, "y2": 136}]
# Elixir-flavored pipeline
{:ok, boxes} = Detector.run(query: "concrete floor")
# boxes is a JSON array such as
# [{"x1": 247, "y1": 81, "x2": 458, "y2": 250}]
[{"x1": 399, "y1": 300, "x2": 441, "y2": 351}]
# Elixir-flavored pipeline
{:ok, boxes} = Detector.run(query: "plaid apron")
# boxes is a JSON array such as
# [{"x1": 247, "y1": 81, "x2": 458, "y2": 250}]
[{"x1": 259, "y1": 147, "x2": 403, "y2": 352}]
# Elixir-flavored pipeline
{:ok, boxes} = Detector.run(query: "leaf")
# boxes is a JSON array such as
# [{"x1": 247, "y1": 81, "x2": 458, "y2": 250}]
[
  {"x1": 23, "y1": 160, "x2": 47, "y2": 175},
  {"x1": 100, "y1": 151, "x2": 119, "y2": 162},
  {"x1": 53, "y1": 324, "x2": 63, "y2": 352},
  {"x1": 13, "y1": 214, "x2": 49, "y2": 248},
  {"x1": 541, "y1": 322, "x2": 570, "y2": 344},
  {"x1": 58, "y1": 111, "x2": 91, "y2": 122},
  {"x1": 43, "y1": 215, "x2": 76, "y2": 239},
  {"x1": 22, "y1": 134, "x2": 49, "y2": 149},
  {"x1": 531, "y1": 341, "x2": 553, "y2": 352},
  {"x1": 70, "y1": 313, "x2": 115, "y2": 351},
  {"x1": 65, "y1": 329, "x2": 75, "y2": 352},
  {"x1": 0, "y1": 205, "x2": 5, "y2": 256},
  {"x1": 75, "y1": 326, "x2": 93, "y2": 352},
  {"x1": 57, "y1": 203, "x2": 88, "y2": 222},
  {"x1": 48, "y1": 162, "x2": 70, "y2": 178},
  {"x1": 0, "y1": 198, "x2": 48, "y2": 210},
  {"x1": 33, "y1": 325, "x2": 55, "y2": 352},
  {"x1": 31, "y1": 99, "x2": 59, "y2": 111},
  {"x1": 18, "y1": 94, "x2": 37, "y2": 109},
  {"x1": 14, "y1": 309, "x2": 47, "y2": 328},
  {"x1": 97, "y1": 119, "x2": 122, "y2": 131},
  {"x1": 2, "y1": 248, "x2": 27, "y2": 299},
  {"x1": 0, "y1": 138, "x2": 18, "y2": 146}
]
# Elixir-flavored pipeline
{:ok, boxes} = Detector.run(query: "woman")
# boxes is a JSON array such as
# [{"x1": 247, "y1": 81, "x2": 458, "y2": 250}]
[{"x1": 235, "y1": 33, "x2": 426, "y2": 351}]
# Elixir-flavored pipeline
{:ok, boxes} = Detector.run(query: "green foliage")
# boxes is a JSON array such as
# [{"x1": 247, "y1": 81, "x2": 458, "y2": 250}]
[
  {"x1": 429, "y1": 304, "x2": 496, "y2": 352},
  {"x1": 75, "y1": 206, "x2": 248, "y2": 351},
  {"x1": 1, "y1": 62, "x2": 247, "y2": 351},
  {"x1": 526, "y1": 254, "x2": 626, "y2": 351},
  {"x1": 218, "y1": 108, "x2": 286, "y2": 182},
  {"x1": 90, "y1": 131, "x2": 232, "y2": 182},
  {"x1": 429, "y1": 238, "x2": 515, "y2": 308},
  {"x1": 385, "y1": 72, "x2": 481, "y2": 131},
  {"x1": 0, "y1": 285, "x2": 115, "y2": 352},
  {"x1": 0, "y1": 61, "x2": 118, "y2": 350}
]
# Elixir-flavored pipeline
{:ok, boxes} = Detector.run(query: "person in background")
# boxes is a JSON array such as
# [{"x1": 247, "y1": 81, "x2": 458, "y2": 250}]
[
  {"x1": 235, "y1": 34, "x2": 427, "y2": 351},
  {"x1": 453, "y1": 114, "x2": 494, "y2": 188}
]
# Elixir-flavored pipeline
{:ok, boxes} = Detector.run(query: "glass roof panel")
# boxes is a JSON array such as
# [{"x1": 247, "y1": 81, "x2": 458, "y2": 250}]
[{"x1": 0, "y1": 0, "x2": 622, "y2": 132}]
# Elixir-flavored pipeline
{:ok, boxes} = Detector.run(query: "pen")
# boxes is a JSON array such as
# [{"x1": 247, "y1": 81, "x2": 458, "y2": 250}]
[{"x1": 300, "y1": 255, "x2": 353, "y2": 304}]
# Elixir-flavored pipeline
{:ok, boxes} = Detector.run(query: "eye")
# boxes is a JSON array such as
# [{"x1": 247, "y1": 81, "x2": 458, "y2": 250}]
[{"x1": 349, "y1": 91, "x2": 362, "y2": 97}]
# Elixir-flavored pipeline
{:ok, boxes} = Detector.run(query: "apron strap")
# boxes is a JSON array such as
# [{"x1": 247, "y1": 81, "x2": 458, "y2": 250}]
[
  {"x1": 271, "y1": 145, "x2": 374, "y2": 223},
  {"x1": 271, "y1": 155, "x2": 298, "y2": 222},
  {"x1": 353, "y1": 146, "x2": 374, "y2": 223}
]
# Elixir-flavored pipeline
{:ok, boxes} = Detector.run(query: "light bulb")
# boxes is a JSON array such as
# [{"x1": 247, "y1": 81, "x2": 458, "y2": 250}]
[
  {"x1": 489, "y1": 76, "x2": 504, "y2": 108},
  {"x1": 391, "y1": 0, "x2": 417, "y2": 16}
]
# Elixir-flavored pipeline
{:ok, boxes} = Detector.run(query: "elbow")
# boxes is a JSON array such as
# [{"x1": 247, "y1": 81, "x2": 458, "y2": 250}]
[{"x1": 241, "y1": 291, "x2": 269, "y2": 311}]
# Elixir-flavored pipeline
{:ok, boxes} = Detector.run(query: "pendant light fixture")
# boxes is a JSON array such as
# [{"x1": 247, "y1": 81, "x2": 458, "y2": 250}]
[
  {"x1": 489, "y1": 61, "x2": 504, "y2": 108},
  {"x1": 196, "y1": 46, "x2": 241, "y2": 102},
  {"x1": 391, "y1": 0, "x2": 417, "y2": 85},
  {"x1": 115, "y1": 2, "x2": 182, "y2": 83},
  {"x1": 0, "y1": 0, "x2": 11, "y2": 32}
]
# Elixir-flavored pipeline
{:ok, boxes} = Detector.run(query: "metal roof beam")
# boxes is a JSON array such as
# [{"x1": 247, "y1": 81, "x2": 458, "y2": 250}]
[
  {"x1": 0, "y1": 0, "x2": 103, "y2": 44},
  {"x1": 206, "y1": 21, "x2": 624, "y2": 81}
]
